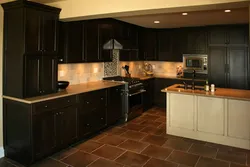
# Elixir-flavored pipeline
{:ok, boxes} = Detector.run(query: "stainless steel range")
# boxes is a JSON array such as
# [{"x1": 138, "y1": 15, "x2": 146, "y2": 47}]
[{"x1": 103, "y1": 76, "x2": 146, "y2": 122}]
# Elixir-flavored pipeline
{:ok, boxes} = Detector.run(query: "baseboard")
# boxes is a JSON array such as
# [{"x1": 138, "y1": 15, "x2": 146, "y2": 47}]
[{"x1": 0, "y1": 147, "x2": 4, "y2": 158}]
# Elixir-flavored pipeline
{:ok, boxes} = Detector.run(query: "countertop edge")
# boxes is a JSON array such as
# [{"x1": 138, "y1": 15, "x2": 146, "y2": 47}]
[
  {"x1": 3, "y1": 81, "x2": 125, "y2": 104},
  {"x1": 161, "y1": 86, "x2": 250, "y2": 101}
]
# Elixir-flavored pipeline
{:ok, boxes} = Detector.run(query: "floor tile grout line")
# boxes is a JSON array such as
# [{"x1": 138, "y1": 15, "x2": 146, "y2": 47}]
[
  {"x1": 139, "y1": 143, "x2": 151, "y2": 154},
  {"x1": 187, "y1": 143, "x2": 194, "y2": 153},
  {"x1": 49, "y1": 157, "x2": 72, "y2": 166},
  {"x1": 214, "y1": 148, "x2": 219, "y2": 160},
  {"x1": 165, "y1": 149, "x2": 174, "y2": 161},
  {"x1": 113, "y1": 150, "x2": 127, "y2": 161},
  {"x1": 55, "y1": 149, "x2": 79, "y2": 161},
  {"x1": 90, "y1": 143, "x2": 106, "y2": 154},
  {"x1": 86, "y1": 157, "x2": 100, "y2": 167},
  {"x1": 142, "y1": 157, "x2": 152, "y2": 167},
  {"x1": 194, "y1": 156, "x2": 201, "y2": 167}
]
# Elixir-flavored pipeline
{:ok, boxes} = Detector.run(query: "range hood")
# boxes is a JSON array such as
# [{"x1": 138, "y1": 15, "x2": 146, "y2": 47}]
[{"x1": 103, "y1": 39, "x2": 123, "y2": 50}]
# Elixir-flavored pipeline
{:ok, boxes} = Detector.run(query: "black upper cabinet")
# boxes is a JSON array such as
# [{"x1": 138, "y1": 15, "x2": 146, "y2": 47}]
[
  {"x1": 186, "y1": 27, "x2": 208, "y2": 54},
  {"x1": 84, "y1": 20, "x2": 100, "y2": 62},
  {"x1": 139, "y1": 28, "x2": 157, "y2": 61},
  {"x1": 24, "y1": 55, "x2": 58, "y2": 98},
  {"x1": 2, "y1": 1, "x2": 61, "y2": 98},
  {"x1": 209, "y1": 25, "x2": 248, "y2": 46},
  {"x1": 59, "y1": 21, "x2": 84, "y2": 63},
  {"x1": 25, "y1": 8, "x2": 59, "y2": 55}
]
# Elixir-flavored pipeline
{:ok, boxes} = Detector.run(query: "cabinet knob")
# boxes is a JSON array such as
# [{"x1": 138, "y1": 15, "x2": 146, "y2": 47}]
[
  {"x1": 86, "y1": 101, "x2": 89, "y2": 104},
  {"x1": 101, "y1": 97, "x2": 104, "y2": 100},
  {"x1": 87, "y1": 124, "x2": 90, "y2": 126},
  {"x1": 40, "y1": 91, "x2": 42, "y2": 93},
  {"x1": 59, "y1": 59, "x2": 63, "y2": 62},
  {"x1": 67, "y1": 100, "x2": 70, "y2": 103},
  {"x1": 101, "y1": 118, "x2": 104, "y2": 120},
  {"x1": 45, "y1": 105, "x2": 48, "y2": 108}
]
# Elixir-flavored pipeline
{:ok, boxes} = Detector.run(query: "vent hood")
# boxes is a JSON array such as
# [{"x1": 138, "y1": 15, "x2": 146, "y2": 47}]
[{"x1": 103, "y1": 39, "x2": 123, "y2": 50}]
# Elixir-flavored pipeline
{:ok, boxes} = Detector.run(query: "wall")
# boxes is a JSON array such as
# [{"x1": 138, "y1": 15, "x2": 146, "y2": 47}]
[
  {"x1": 46, "y1": 0, "x2": 249, "y2": 20},
  {"x1": 0, "y1": 6, "x2": 3, "y2": 148},
  {"x1": 120, "y1": 61, "x2": 182, "y2": 77}
]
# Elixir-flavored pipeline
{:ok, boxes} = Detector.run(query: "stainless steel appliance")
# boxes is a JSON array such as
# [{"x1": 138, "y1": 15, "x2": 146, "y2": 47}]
[
  {"x1": 103, "y1": 76, "x2": 145, "y2": 122},
  {"x1": 183, "y1": 54, "x2": 208, "y2": 74}
]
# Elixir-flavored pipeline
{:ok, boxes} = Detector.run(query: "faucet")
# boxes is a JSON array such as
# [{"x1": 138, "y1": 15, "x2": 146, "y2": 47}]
[
  {"x1": 183, "y1": 81, "x2": 188, "y2": 89},
  {"x1": 192, "y1": 70, "x2": 196, "y2": 90}
]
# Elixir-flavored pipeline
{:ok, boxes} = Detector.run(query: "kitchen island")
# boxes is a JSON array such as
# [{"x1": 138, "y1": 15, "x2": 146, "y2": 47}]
[{"x1": 162, "y1": 84, "x2": 250, "y2": 150}]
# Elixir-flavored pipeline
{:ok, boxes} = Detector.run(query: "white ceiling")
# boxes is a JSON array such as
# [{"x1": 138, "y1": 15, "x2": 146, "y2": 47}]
[{"x1": 116, "y1": 7, "x2": 249, "y2": 28}]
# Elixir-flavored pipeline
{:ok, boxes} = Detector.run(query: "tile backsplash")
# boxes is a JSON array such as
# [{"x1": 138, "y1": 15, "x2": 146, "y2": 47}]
[
  {"x1": 59, "y1": 51, "x2": 183, "y2": 85},
  {"x1": 58, "y1": 63, "x2": 104, "y2": 85}
]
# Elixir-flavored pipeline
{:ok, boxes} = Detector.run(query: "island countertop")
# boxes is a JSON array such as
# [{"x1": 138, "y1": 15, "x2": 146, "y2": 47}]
[
  {"x1": 161, "y1": 84, "x2": 250, "y2": 101},
  {"x1": 3, "y1": 81, "x2": 125, "y2": 104}
]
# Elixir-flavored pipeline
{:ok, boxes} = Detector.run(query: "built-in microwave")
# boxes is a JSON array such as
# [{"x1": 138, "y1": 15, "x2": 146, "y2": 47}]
[{"x1": 183, "y1": 54, "x2": 208, "y2": 74}]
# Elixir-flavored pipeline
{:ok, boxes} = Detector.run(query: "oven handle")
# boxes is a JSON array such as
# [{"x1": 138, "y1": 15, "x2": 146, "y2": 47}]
[{"x1": 129, "y1": 90, "x2": 146, "y2": 96}]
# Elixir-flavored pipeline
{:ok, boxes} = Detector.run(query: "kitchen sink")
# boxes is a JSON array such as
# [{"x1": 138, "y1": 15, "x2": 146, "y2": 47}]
[{"x1": 176, "y1": 85, "x2": 204, "y2": 91}]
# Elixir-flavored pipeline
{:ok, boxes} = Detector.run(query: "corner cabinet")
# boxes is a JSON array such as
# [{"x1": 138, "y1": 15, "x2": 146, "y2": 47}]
[{"x1": 2, "y1": 1, "x2": 61, "y2": 98}]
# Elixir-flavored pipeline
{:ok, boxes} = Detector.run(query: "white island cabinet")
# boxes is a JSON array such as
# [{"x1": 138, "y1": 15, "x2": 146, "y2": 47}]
[{"x1": 166, "y1": 91, "x2": 250, "y2": 149}]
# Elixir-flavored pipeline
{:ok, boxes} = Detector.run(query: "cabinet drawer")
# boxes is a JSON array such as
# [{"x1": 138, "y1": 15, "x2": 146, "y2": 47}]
[
  {"x1": 79, "y1": 89, "x2": 107, "y2": 109},
  {"x1": 34, "y1": 95, "x2": 77, "y2": 114}
]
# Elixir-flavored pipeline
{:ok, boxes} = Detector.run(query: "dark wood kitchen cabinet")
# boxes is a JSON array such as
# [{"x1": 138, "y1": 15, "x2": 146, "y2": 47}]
[
  {"x1": 209, "y1": 25, "x2": 248, "y2": 46},
  {"x1": 2, "y1": 1, "x2": 61, "y2": 98},
  {"x1": 143, "y1": 79, "x2": 154, "y2": 111},
  {"x1": 186, "y1": 27, "x2": 208, "y2": 54},
  {"x1": 157, "y1": 29, "x2": 185, "y2": 62},
  {"x1": 78, "y1": 89, "x2": 107, "y2": 138},
  {"x1": 59, "y1": 21, "x2": 84, "y2": 63},
  {"x1": 208, "y1": 25, "x2": 249, "y2": 90},
  {"x1": 24, "y1": 55, "x2": 58, "y2": 98},
  {"x1": 107, "y1": 86, "x2": 123, "y2": 125},
  {"x1": 139, "y1": 28, "x2": 158, "y2": 61},
  {"x1": 209, "y1": 46, "x2": 248, "y2": 89}
]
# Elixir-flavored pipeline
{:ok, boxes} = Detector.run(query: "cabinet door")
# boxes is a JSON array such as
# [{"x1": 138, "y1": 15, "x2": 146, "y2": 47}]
[
  {"x1": 93, "y1": 107, "x2": 107, "y2": 130},
  {"x1": 227, "y1": 47, "x2": 248, "y2": 89},
  {"x1": 208, "y1": 46, "x2": 227, "y2": 88},
  {"x1": 228, "y1": 26, "x2": 248, "y2": 46},
  {"x1": 228, "y1": 99, "x2": 250, "y2": 140},
  {"x1": 25, "y1": 8, "x2": 42, "y2": 54},
  {"x1": 158, "y1": 30, "x2": 172, "y2": 61},
  {"x1": 62, "y1": 21, "x2": 84, "y2": 63},
  {"x1": 107, "y1": 86, "x2": 123, "y2": 125},
  {"x1": 33, "y1": 111, "x2": 56, "y2": 159},
  {"x1": 169, "y1": 93, "x2": 194, "y2": 130},
  {"x1": 120, "y1": 50, "x2": 139, "y2": 61},
  {"x1": 24, "y1": 55, "x2": 42, "y2": 97},
  {"x1": 187, "y1": 28, "x2": 207, "y2": 54},
  {"x1": 84, "y1": 21, "x2": 100, "y2": 62},
  {"x1": 197, "y1": 96, "x2": 224, "y2": 135},
  {"x1": 143, "y1": 79, "x2": 154, "y2": 111},
  {"x1": 208, "y1": 27, "x2": 227, "y2": 45},
  {"x1": 99, "y1": 23, "x2": 113, "y2": 62},
  {"x1": 145, "y1": 30, "x2": 157, "y2": 60},
  {"x1": 41, "y1": 56, "x2": 57, "y2": 95},
  {"x1": 60, "y1": 106, "x2": 78, "y2": 146},
  {"x1": 41, "y1": 11, "x2": 58, "y2": 55},
  {"x1": 78, "y1": 111, "x2": 93, "y2": 138}
]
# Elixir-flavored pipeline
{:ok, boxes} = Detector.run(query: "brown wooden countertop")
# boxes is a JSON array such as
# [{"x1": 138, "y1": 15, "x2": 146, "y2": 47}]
[
  {"x1": 161, "y1": 84, "x2": 250, "y2": 101},
  {"x1": 3, "y1": 81, "x2": 125, "y2": 104}
]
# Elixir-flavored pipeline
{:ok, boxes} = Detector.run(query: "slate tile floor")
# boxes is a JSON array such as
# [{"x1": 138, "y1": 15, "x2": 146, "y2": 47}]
[{"x1": 2, "y1": 107, "x2": 250, "y2": 167}]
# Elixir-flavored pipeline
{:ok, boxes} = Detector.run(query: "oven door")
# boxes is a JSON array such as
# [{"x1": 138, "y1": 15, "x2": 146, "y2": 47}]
[{"x1": 127, "y1": 90, "x2": 146, "y2": 120}]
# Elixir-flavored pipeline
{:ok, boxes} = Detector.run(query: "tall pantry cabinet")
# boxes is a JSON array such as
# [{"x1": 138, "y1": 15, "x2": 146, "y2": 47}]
[{"x1": 2, "y1": 1, "x2": 61, "y2": 98}]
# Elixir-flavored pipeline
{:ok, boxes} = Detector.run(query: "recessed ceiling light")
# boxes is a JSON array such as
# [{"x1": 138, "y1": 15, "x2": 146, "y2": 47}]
[
  {"x1": 154, "y1": 20, "x2": 160, "y2": 24},
  {"x1": 182, "y1": 13, "x2": 188, "y2": 16},
  {"x1": 224, "y1": 9, "x2": 231, "y2": 13}
]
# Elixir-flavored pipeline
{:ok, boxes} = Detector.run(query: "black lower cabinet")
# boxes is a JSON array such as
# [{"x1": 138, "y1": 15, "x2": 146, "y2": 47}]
[
  {"x1": 3, "y1": 86, "x2": 123, "y2": 166},
  {"x1": 143, "y1": 79, "x2": 154, "y2": 111},
  {"x1": 107, "y1": 86, "x2": 123, "y2": 125}
]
